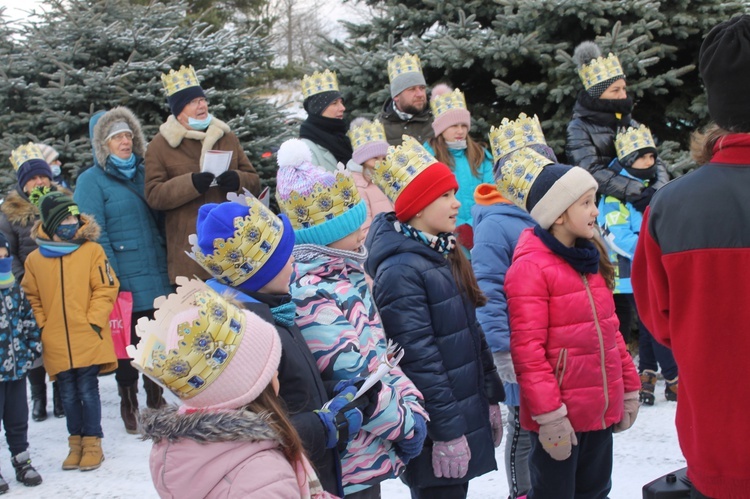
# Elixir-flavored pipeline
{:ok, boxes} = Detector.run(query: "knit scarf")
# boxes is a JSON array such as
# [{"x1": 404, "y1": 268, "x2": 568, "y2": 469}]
[
  {"x1": 393, "y1": 101, "x2": 414, "y2": 121},
  {"x1": 37, "y1": 239, "x2": 82, "y2": 258},
  {"x1": 299, "y1": 115, "x2": 353, "y2": 165},
  {"x1": 0, "y1": 257, "x2": 14, "y2": 289},
  {"x1": 395, "y1": 220, "x2": 457, "y2": 256},
  {"x1": 109, "y1": 153, "x2": 137, "y2": 179},
  {"x1": 292, "y1": 243, "x2": 367, "y2": 264},
  {"x1": 534, "y1": 225, "x2": 599, "y2": 275},
  {"x1": 576, "y1": 90, "x2": 634, "y2": 127},
  {"x1": 270, "y1": 301, "x2": 296, "y2": 327}
]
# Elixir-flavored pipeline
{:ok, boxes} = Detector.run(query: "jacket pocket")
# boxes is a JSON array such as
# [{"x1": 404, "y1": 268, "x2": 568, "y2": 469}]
[
  {"x1": 90, "y1": 323, "x2": 103, "y2": 340},
  {"x1": 554, "y1": 348, "x2": 568, "y2": 388},
  {"x1": 113, "y1": 239, "x2": 139, "y2": 252}
]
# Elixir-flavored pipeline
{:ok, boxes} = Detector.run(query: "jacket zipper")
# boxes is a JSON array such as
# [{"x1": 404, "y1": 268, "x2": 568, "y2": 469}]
[
  {"x1": 582, "y1": 274, "x2": 609, "y2": 429},
  {"x1": 104, "y1": 261, "x2": 114, "y2": 285},
  {"x1": 60, "y1": 259, "x2": 74, "y2": 369}
]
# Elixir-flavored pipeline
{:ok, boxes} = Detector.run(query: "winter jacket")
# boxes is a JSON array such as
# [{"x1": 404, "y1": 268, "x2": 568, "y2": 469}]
[
  {"x1": 376, "y1": 98, "x2": 434, "y2": 146},
  {"x1": 0, "y1": 283, "x2": 41, "y2": 382},
  {"x1": 142, "y1": 406, "x2": 315, "y2": 499},
  {"x1": 75, "y1": 107, "x2": 172, "y2": 312},
  {"x1": 632, "y1": 134, "x2": 750, "y2": 499},
  {"x1": 471, "y1": 184, "x2": 536, "y2": 407},
  {"x1": 346, "y1": 161, "x2": 394, "y2": 240},
  {"x1": 364, "y1": 213, "x2": 504, "y2": 488},
  {"x1": 21, "y1": 215, "x2": 119, "y2": 380},
  {"x1": 505, "y1": 228, "x2": 640, "y2": 433},
  {"x1": 423, "y1": 143, "x2": 494, "y2": 228},
  {"x1": 145, "y1": 115, "x2": 261, "y2": 283},
  {"x1": 0, "y1": 184, "x2": 72, "y2": 280},
  {"x1": 301, "y1": 139, "x2": 339, "y2": 172},
  {"x1": 291, "y1": 249, "x2": 427, "y2": 494}
]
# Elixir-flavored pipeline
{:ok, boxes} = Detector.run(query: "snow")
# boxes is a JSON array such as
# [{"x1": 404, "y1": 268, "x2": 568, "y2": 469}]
[{"x1": 8, "y1": 375, "x2": 684, "y2": 498}]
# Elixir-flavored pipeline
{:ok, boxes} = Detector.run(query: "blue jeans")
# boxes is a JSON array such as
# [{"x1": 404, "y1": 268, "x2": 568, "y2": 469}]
[{"x1": 55, "y1": 365, "x2": 103, "y2": 437}]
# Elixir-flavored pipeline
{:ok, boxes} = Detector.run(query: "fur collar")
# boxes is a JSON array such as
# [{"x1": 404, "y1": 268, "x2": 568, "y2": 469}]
[
  {"x1": 0, "y1": 185, "x2": 73, "y2": 226},
  {"x1": 92, "y1": 106, "x2": 147, "y2": 168},
  {"x1": 139, "y1": 405, "x2": 281, "y2": 444},
  {"x1": 159, "y1": 115, "x2": 232, "y2": 168},
  {"x1": 31, "y1": 214, "x2": 101, "y2": 242}
]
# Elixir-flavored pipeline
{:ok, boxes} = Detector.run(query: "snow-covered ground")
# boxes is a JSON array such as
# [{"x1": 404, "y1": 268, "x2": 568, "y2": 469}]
[{"x1": 6, "y1": 375, "x2": 684, "y2": 498}]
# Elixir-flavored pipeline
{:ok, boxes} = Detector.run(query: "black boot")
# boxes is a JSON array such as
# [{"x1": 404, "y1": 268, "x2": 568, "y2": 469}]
[
  {"x1": 11, "y1": 451, "x2": 42, "y2": 487},
  {"x1": 52, "y1": 382, "x2": 65, "y2": 418},
  {"x1": 0, "y1": 470, "x2": 7, "y2": 494},
  {"x1": 143, "y1": 374, "x2": 166, "y2": 409},
  {"x1": 118, "y1": 384, "x2": 139, "y2": 434},
  {"x1": 29, "y1": 383, "x2": 47, "y2": 422}
]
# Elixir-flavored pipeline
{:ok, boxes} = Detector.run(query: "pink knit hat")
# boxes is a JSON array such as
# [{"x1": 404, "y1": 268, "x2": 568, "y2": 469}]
[{"x1": 430, "y1": 84, "x2": 471, "y2": 137}]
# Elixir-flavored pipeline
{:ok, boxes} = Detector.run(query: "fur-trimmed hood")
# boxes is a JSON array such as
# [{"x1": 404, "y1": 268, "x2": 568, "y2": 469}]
[
  {"x1": 158, "y1": 115, "x2": 232, "y2": 168},
  {"x1": 140, "y1": 405, "x2": 281, "y2": 445},
  {"x1": 92, "y1": 106, "x2": 147, "y2": 168},
  {"x1": 31, "y1": 213, "x2": 101, "y2": 242},
  {"x1": 0, "y1": 185, "x2": 73, "y2": 227}
]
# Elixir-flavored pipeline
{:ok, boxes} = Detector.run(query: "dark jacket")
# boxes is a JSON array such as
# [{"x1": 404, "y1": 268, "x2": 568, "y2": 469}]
[
  {"x1": 376, "y1": 98, "x2": 434, "y2": 146},
  {"x1": 364, "y1": 212, "x2": 504, "y2": 488},
  {"x1": 0, "y1": 283, "x2": 41, "y2": 382}
]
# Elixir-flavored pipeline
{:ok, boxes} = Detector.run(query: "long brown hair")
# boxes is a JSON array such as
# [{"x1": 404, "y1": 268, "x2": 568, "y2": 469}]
[
  {"x1": 448, "y1": 244, "x2": 487, "y2": 307},
  {"x1": 245, "y1": 384, "x2": 305, "y2": 465},
  {"x1": 591, "y1": 231, "x2": 615, "y2": 291},
  {"x1": 429, "y1": 134, "x2": 487, "y2": 177},
  {"x1": 690, "y1": 122, "x2": 733, "y2": 165}
]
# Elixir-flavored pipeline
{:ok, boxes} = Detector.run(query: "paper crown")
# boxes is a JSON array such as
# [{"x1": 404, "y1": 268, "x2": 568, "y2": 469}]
[
  {"x1": 161, "y1": 65, "x2": 202, "y2": 97},
  {"x1": 372, "y1": 135, "x2": 438, "y2": 204},
  {"x1": 9, "y1": 143, "x2": 44, "y2": 171},
  {"x1": 495, "y1": 148, "x2": 555, "y2": 210},
  {"x1": 301, "y1": 69, "x2": 340, "y2": 100},
  {"x1": 128, "y1": 279, "x2": 246, "y2": 400},
  {"x1": 488, "y1": 113, "x2": 548, "y2": 164},
  {"x1": 615, "y1": 124, "x2": 656, "y2": 160},
  {"x1": 387, "y1": 53, "x2": 423, "y2": 83},
  {"x1": 347, "y1": 120, "x2": 387, "y2": 150},
  {"x1": 578, "y1": 53, "x2": 624, "y2": 91},
  {"x1": 430, "y1": 88, "x2": 468, "y2": 120}
]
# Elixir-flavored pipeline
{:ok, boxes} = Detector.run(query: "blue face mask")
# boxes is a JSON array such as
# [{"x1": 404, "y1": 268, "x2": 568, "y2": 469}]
[
  {"x1": 0, "y1": 256, "x2": 13, "y2": 288},
  {"x1": 188, "y1": 113, "x2": 213, "y2": 131},
  {"x1": 55, "y1": 222, "x2": 80, "y2": 241}
]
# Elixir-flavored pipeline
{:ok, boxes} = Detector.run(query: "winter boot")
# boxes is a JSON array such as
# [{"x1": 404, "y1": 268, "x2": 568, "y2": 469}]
[
  {"x1": 62, "y1": 435, "x2": 82, "y2": 470},
  {"x1": 79, "y1": 437, "x2": 104, "y2": 471},
  {"x1": 11, "y1": 451, "x2": 42, "y2": 487},
  {"x1": 118, "y1": 384, "x2": 139, "y2": 434},
  {"x1": 29, "y1": 383, "x2": 47, "y2": 422},
  {"x1": 52, "y1": 382, "x2": 65, "y2": 418},
  {"x1": 665, "y1": 376, "x2": 678, "y2": 402},
  {"x1": 639, "y1": 370, "x2": 657, "y2": 406},
  {"x1": 0, "y1": 471, "x2": 7, "y2": 494},
  {"x1": 143, "y1": 375, "x2": 166, "y2": 409}
]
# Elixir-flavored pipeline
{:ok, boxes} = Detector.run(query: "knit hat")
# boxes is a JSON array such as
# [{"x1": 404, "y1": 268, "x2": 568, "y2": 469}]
[
  {"x1": 372, "y1": 135, "x2": 459, "y2": 222},
  {"x1": 275, "y1": 139, "x2": 366, "y2": 246},
  {"x1": 128, "y1": 277, "x2": 282, "y2": 412},
  {"x1": 348, "y1": 118, "x2": 390, "y2": 165},
  {"x1": 388, "y1": 53, "x2": 427, "y2": 99},
  {"x1": 488, "y1": 113, "x2": 556, "y2": 173},
  {"x1": 104, "y1": 121, "x2": 133, "y2": 142},
  {"x1": 615, "y1": 124, "x2": 658, "y2": 168},
  {"x1": 187, "y1": 193, "x2": 295, "y2": 292},
  {"x1": 0, "y1": 232, "x2": 8, "y2": 253},
  {"x1": 38, "y1": 192, "x2": 80, "y2": 238},
  {"x1": 35, "y1": 143, "x2": 60, "y2": 165},
  {"x1": 573, "y1": 41, "x2": 625, "y2": 99},
  {"x1": 699, "y1": 15, "x2": 750, "y2": 131},
  {"x1": 161, "y1": 65, "x2": 207, "y2": 117},
  {"x1": 10, "y1": 143, "x2": 53, "y2": 190},
  {"x1": 430, "y1": 85, "x2": 471, "y2": 137},
  {"x1": 301, "y1": 69, "x2": 343, "y2": 116},
  {"x1": 496, "y1": 149, "x2": 598, "y2": 229}
]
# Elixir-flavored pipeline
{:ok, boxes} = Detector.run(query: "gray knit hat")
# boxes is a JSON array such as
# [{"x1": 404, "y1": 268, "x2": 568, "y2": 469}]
[{"x1": 388, "y1": 53, "x2": 427, "y2": 98}]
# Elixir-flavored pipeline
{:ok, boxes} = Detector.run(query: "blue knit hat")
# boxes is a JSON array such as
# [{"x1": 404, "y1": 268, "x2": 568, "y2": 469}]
[{"x1": 17, "y1": 159, "x2": 53, "y2": 191}]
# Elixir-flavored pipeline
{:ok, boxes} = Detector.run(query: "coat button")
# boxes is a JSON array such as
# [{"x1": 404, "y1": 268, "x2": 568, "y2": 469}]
[{"x1": 119, "y1": 245, "x2": 124, "y2": 249}]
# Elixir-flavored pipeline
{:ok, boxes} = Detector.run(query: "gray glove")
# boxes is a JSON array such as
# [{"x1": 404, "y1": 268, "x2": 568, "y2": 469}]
[{"x1": 493, "y1": 351, "x2": 517, "y2": 384}]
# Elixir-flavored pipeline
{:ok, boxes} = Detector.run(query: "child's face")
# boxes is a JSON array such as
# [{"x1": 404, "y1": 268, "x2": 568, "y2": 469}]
[
  {"x1": 442, "y1": 124, "x2": 468, "y2": 142},
  {"x1": 362, "y1": 157, "x2": 384, "y2": 171},
  {"x1": 410, "y1": 189, "x2": 461, "y2": 235},
  {"x1": 328, "y1": 226, "x2": 366, "y2": 252},
  {"x1": 258, "y1": 255, "x2": 295, "y2": 295},
  {"x1": 552, "y1": 188, "x2": 599, "y2": 247},
  {"x1": 631, "y1": 153, "x2": 655, "y2": 170},
  {"x1": 0, "y1": 248, "x2": 8, "y2": 259}
]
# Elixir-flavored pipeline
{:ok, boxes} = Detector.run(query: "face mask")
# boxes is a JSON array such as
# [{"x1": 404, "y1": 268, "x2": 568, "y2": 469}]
[
  {"x1": 188, "y1": 113, "x2": 213, "y2": 131},
  {"x1": 0, "y1": 256, "x2": 13, "y2": 288},
  {"x1": 51, "y1": 165, "x2": 62, "y2": 177},
  {"x1": 446, "y1": 140, "x2": 467, "y2": 150},
  {"x1": 55, "y1": 222, "x2": 80, "y2": 241}
]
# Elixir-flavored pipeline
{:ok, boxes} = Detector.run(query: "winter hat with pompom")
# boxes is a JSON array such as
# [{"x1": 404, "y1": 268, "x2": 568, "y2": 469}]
[
  {"x1": 573, "y1": 41, "x2": 625, "y2": 98},
  {"x1": 430, "y1": 84, "x2": 472, "y2": 137}
]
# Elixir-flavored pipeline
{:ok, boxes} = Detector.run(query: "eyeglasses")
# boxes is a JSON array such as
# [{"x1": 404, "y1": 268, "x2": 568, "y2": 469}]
[{"x1": 109, "y1": 132, "x2": 133, "y2": 143}]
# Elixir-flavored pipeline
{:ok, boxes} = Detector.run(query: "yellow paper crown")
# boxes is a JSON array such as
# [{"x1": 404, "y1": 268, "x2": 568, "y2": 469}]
[
  {"x1": 488, "y1": 113, "x2": 547, "y2": 164},
  {"x1": 430, "y1": 88, "x2": 468, "y2": 120},
  {"x1": 161, "y1": 65, "x2": 202, "y2": 97},
  {"x1": 347, "y1": 120, "x2": 388, "y2": 150},
  {"x1": 371, "y1": 136, "x2": 437, "y2": 203},
  {"x1": 615, "y1": 124, "x2": 656, "y2": 160},
  {"x1": 187, "y1": 193, "x2": 286, "y2": 287},
  {"x1": 578, "y1": 53, "x2": 624, "y2": 91},
  {"x1": 387, "y1": 53, "x2": 423, "y2": 83},
  {"x1": 301, "y1": 70, "x2": 340, "y2": 100},
  {"x1": 9, "y1": 143, "x2": 44, "y2": 171},
  {"x1": 496, "y1": 148, "x2": 555, "y2": 210},
  {"x1": 128, "y1": 278, "x2": 246, "y2": 400}
]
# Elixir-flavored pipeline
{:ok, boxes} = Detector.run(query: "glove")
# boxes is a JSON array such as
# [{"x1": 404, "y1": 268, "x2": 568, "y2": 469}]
[
  {"x1": 630, "y1": 186, "x2": 656, "y2": 213},
  {"x1": 191, "y1": 172, "x2": 215, "y2": 194},
  {"x1": 455, "y1": 224, "x2": 474, "y2": 250},
  {"x1": 537, "y1": 415, "x2": 577, "y2": 461},
  {"x1": 614, "y1": 393, "x2": 640, "y2": 433},
  {"x1": 333, "y1": 377, "x2": 382, "y2": 424},
  {"x1": 216, "y1": 170, "x2": 240, "y2": 192},
  {"x1": 492, "y1": 351, "x2": 517, "y2": 384},
  {"x1": 394, "y1": 413, "x2": 427, "y2": 464},
  {"x1": 432, "y1": 435, "x2": 471, "y2": 479},
  {"x1": 489, "y1": 404, "x2": 503, "y2": 447},
  {"x1": 315, "y1": 385, "x2": 364, "y2": 453}
]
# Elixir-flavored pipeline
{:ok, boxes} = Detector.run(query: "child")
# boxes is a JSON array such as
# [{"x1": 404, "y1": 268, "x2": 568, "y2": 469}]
[
  {"x1": 365, "y1": 135, "x2": 504, "y2": 499},
  {"x1": 21, "y1": 192, "x2": 119, "y2": 472},
  {"x1": 276, "y1": 139, "x2": 429, "y2": 499},
  {"x1": 600, "y1": 125, "x2": 678, "y2": 405},
  {"x1": 131, "y1": 278, "x2": 336, "y2": 498},
  {"x1": 498, "y1": 149, "x2": 641, "y2": 499},
  {"x1": 0, "y1": 233, "x2": 43, "y2": 492},
  {"x1": 424, "y1": 85, "x2": 494, "y2": 250}
]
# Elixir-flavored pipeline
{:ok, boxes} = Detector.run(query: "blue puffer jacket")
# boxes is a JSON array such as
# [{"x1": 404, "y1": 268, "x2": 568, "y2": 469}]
[
  {"x1": 365, "y1": 212, "x2": 504, "y2": 488},
  {"x1": 74, "y1": 107, "x2": 172, "y2": 312},
  {"x1": 0, "y1": 282, "x2": 41, "y2": 381}
]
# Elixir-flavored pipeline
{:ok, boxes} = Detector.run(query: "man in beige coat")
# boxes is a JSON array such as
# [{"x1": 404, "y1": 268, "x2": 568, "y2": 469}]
[{"x1": 145, "y1": 65, "x2": 260, "y2": 283}]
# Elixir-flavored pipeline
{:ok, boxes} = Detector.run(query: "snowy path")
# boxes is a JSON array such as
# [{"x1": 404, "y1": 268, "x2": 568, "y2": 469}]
[{"x1": 9, "y1": 374, "x2": 684, "y2": 498}]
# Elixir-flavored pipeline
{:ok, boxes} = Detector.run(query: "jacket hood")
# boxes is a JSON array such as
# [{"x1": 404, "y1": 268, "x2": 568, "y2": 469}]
[
  {"x1": 91, "y1": 107, "x2": 147, "y2": 168},
  {"x1": 471, "y1": 197, "x2": 536, "y2": 229},
  {"x1": 31, "y1": 213, "x2": 101, "y2": 242},
  {"x1": 1, "y1": 184, "x2": 73, "y2": 226},
  {"x1": 364, "y1": 212, "x2": 443, "y2": 276}
]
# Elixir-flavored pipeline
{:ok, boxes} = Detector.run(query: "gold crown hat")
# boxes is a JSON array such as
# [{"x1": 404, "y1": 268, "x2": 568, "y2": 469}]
[
  {"x1": 301, "y1": 69, "x2": 340, "y2": 100},
  {"x1": 615, "y1": 124, "x2": 656, "y2": 160},
  {"x1": 488, "y1": 113, "x2": 548, "y2": 165},
  {"x1": 348, "y1": 119, "x2": 390, "y2": 165},
  {"x1": 128, "y1": 277, "x2": 281, "y2": 411},
  {"x1": 495, "y1": 148, "x2": 554, "y2": 211},
  {"x1": 161, "y1": 65, "x2": 206, "y2": 117},
  {"x1": 430, "y1": 87, "x2": 471, "y2": 137},
  {"x1": 388, "y1": 53, "x2": 427, "y2": 98},
  {"x1": 578, "y1": 53, "x2": 624, "y2": 91},
  {"x1": 9, "y1": 143, "x2": 45, "y2": 171}
]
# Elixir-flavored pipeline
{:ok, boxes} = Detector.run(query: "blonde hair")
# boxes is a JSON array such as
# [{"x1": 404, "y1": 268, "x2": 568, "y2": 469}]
[
  {"x1": 428, "y1": 134, "x2": 487, "y2": 178},
  {"x1": 690, "y1": 122, "x2": 734, "y2": 165}
]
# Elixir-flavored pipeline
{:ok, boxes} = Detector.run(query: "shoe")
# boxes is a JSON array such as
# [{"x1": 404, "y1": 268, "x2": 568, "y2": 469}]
[
  {"x1": 639, "y1": 370, "x2": 657, "y2": 406},
  {"x1": 0, "y1": 471, "x2": 7, "y2": 494},
  {"x1": 11, "y1": 451, "x2": 42, "y2": 487},
  {"x1": 29, "y1": 383, "x2": 47, "y2": 422},
  {"x1": 665, "y1": 376, "x2": 678, "y2": 402},
  {"x1": 79, "y1": 437, "x2": 104, "y2": 471},
  {"x1": 52, "y1": 382, "x2": 65, "y2": 418},
  {"x1": 118, "y1": 384, "x2": 139, "y2": 434},
  {"x1": 143, "y1": 375, "x2": 166, "y2": 410},
  {"x1": 62, "y1": 435, "x2": 82, "y2": 470}
]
